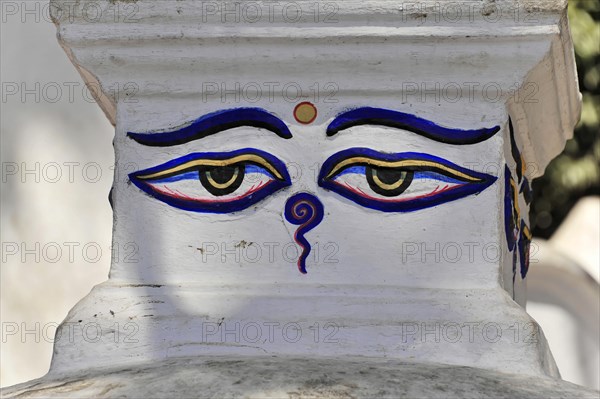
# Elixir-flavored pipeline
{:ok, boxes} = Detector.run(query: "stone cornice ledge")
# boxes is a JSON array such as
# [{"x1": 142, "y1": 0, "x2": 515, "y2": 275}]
[
  {"x1": 508, "y1": 11, "x2": 581, "y2": 177},
  {"x1": 49, "y1": 2, "x2": 581, "y2": 177}
]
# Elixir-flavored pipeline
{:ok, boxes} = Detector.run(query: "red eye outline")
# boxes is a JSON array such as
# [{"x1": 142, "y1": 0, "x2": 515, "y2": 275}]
[
  {"x1": 318, "y1": 148, "x2": 497, "y2": 212},
  {"x1": 129, "y1": 149, "x2": 292, "y2": 213}
]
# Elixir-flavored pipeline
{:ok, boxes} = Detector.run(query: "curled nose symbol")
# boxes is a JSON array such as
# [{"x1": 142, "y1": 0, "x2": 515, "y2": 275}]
[{"x1": 284, "y1": 192, "x2": 324, "y2": 274}]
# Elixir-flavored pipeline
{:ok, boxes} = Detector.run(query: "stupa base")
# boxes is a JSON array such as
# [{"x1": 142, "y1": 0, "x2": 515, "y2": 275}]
[{"x1": 3, "y1": 356, "x2": 597, "y2": 398}]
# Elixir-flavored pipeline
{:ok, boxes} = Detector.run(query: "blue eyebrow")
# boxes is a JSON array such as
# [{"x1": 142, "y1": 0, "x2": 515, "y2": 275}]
[
  {"x1": 327, "y1": 107, "x2": 500, "y2": 144},
  {"x1": 127, "y1": 108, "x2": 292, "y2": 146}
]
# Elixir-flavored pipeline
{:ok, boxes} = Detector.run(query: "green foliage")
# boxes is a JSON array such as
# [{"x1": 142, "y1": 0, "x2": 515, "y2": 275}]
[{"x1": 530, "y1": 0, "x2": 600, "y2": 238}]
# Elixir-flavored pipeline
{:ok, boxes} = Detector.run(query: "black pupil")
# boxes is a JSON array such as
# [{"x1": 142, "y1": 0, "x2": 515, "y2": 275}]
[
  {"x1": 199, "y1": 164, "x2": 246, "y2": 197},
  {"x1": 366, "y1": 166, "x2": 413, "y2": 197},
  {"x1": 208, "y1": 166, "x2": 237, "y2": 184},
  {"x1": 375, "y1": 169, "x2": 404, "y2": 185}
]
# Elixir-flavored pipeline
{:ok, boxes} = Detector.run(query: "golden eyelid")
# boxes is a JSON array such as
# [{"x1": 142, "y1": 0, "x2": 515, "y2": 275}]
[
  {"x1": 326, "y1": 157, "x2": 482, "y2": 182},
  {"x1": 137, "y1": 154, "x2": 283, "y2": 180}
]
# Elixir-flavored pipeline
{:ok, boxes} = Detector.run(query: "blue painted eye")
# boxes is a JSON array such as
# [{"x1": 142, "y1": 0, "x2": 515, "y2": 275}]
[
  {"x1": 318, "y1": 148, "x2": 497, "y2": 212},
  {"x1": 129, "y1": 149, "x2": 291, "y2": 213}
]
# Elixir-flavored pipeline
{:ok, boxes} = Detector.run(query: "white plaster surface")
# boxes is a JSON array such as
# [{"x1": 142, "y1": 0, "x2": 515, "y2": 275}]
[
  {"x1": 42, "y1": 0, "x2": 581, "y2": 379},
  {"x1": 3, "y1": 356, "x2": 599, "y2": 399}
]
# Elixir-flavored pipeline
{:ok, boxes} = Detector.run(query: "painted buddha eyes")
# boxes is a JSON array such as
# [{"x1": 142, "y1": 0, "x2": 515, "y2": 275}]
[
  {"x1": 318, "y1": 148, "x2": 497, "y2": 212},
  {"x1": 128, "y1": 149, "x2": 292, "y2": 213},
  {"x1": 129, "y1": 148, "x2": 496, "y2": 214},
  {"x1": 131, "y1": 148, "x2": 495, "y2": 213},
  {"x1": 128, "y1": 108, "x2": 499, "y2": 214}
]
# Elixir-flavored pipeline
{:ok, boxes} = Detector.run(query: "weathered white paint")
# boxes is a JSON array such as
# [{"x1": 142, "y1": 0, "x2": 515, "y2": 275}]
[
  {"x1": 3, "y1": 0, "x2": 589, "y2": 396},
  {"x1": 6, "y1": 356, "x2": 600, "y2": 399}
]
